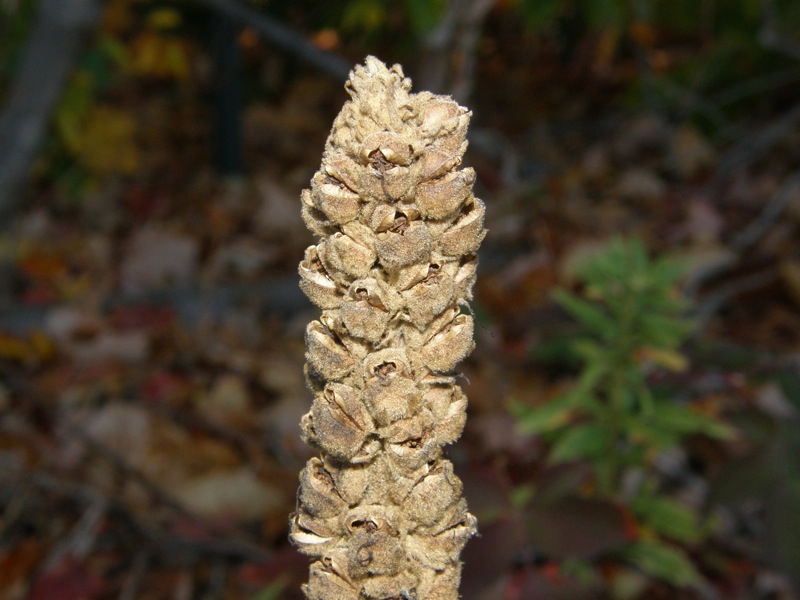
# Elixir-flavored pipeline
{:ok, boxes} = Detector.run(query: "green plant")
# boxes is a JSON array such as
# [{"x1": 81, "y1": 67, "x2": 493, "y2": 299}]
[
  {"x1": 289, "y1": 57, "x2": 484, "y2": 599},
  {"x1": 513, "y1": 237, "x2": 733, "y2": 588}
]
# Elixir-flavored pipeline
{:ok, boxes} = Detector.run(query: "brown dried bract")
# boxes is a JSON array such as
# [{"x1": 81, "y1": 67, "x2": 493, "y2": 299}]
[{"x1": 291, "y1": 56, "x2": 484, "y2": 600}]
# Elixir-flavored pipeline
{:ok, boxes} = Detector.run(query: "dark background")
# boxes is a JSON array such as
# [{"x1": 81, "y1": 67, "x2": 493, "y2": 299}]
[{"x1": 1, "y1": 0, "x2": 800, "y2": 598}]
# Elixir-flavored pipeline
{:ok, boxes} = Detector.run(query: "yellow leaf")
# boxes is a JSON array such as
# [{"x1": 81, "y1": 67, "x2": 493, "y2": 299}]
[
  {"x1": 639, "y1": 347, "x2": 688, "y2": 373},
  {"x1": 164, "y1": 39, "x2": 191, "y2": 81},
  {"x1": 129, "y1": 31, "x2": 191, "y2": 81},
  {"x1": 102, "y1": 0, "x2": 135, "y2": 35},
  {"x1": 148, "y1": 7, "x2": 182, "y2": 30},
  {"x1": 77, "y1": 106, "x2": 140, "y2": 175},
  {"x1": 0, "y1": 334, "x2": 31, "y2": 362},
  {"x1": 29, "y1": 331, "x2": 56, "y2": 362}
]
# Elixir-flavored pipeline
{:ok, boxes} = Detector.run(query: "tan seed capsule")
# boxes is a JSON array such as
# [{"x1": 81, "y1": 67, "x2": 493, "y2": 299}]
[
  {"x1": 401, "y1": 261, "x2": 457, "y2": 329},
  {"x1": 311, "y1": 383, "x2": 376, "y2": 461},
  {"x1": 419, "y1": 313, "x2": 475, "y2": 373},
  {"x1": 415, "y1": 564, "x2": 462, "y2": 600},
  {"x1": 423, "y1": 385, "x2": 468, "y2": 446},
  {"x1": 438, "y1": 197, "x2": 487, "y2": 257},
  {"x1": 299, "y1": 246, "x2": 344, "y2": 309},
  {"x1": 360, "y1": 572, "x2": 418, "y2": 600},
  {"x1": 289, "y1": 510, "x2": 340, "y2": 557},
  {"x1": 404, "y1": 460, "x2": 462, "y2": 527},
  {"x1": 301, "y1": 189, "x2": 337, "y2": 238},
  {"x1": 454, "y1": 254, "x2": 479, "y2": 300},
  {"x1": 311, "y1": 172, "x2": 361, "y2": 225},
  {"x1": 361, "y1": 131, "x2": 412, "y2": 166},
  {"x1": 406, "y1": 508, "x2": 476, "y2": 570},
  {"x1": 366, "y1": 374, "x2": 421, "y2": 426},
  {"x1": 299, "y1": 458, "x2": 348, "y2": 518},
  {"x1": 339, "y1": 281, "x2": 394, "y2": 343},
  {"x1": 319, "y1": 232, "x2": 376, "y2": 281},
  {"x1": 305, "y1": 321, "x2": 356, "y2": 380},
  {"x1": 324, "y1": 155, "x2": 362, "y2": 192},
  {"x1": 304, "y1": 561, "x2": 360, "y2": 600},
  {"x1": 414, "y1": 148, "x2": 461, "y2": 181},
  {"x1": 375, "y1": 219, "x2": 431, "y2": 269},
  {"x1": 415, "y1": 169, "x2": 475, "y2": 220},
  {"x1": 347, "y1": 529, "x2": 406, "y2": 578}
]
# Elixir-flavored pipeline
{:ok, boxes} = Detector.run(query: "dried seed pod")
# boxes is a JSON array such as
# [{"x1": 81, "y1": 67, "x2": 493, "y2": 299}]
[
  {"x1": 401, "y1": 260, "x2": 457, "y2": 329},
  {"x1": 299, "y1": 246, "x2": 344, "y2": 309},
  {"x1": 310, "y1": 383, "x2": 377, "y2": 462},
  {"x1": 319, "y1": 231, "x2": 376, "y2": 281},
  {"x1": 375, "y1": 219, "x2": 432, "y2": 270},
  {"x1": 304, "y1": 560, "x2": 360, "y2": 600},
  {"x1": 360, "y1": 572, "x2": 418, "y2": 600},
  {"x1": 298, "y1": 458, "x2": 348, "y2": 518},
  {"x1": 419, "y1": 313, "x2": 475, "y2": 373},
  {"x1": 293, "y1": 56, "x2": 482, "y2": 599},
  {"x1": 289, "y1": 509, "x2": 341, "y2": 558},
  {"x1": 404, "y1": 460, "x2": 463, "y2": 527},
  {"x1": 339, "y1": 278, "x2": 399, "y2": 343},
  {"x1": 415, "y1": 564, "x2": 462, "y2": 600},
  {"x1": 310, "y1": 171, "x2": 362, "y2": 225},
  {"x1": 305, "y1": 321, "x2": 356, "y2": 380},
  {"x1": 437, "y1": 197, "x2": 487, "y2": 257},
  {"x1": 423, "y1": 385, "x2": 468, "y2": 446},
  {"x1": 406, "y1": 506, "x2": 477, "y2": 571},
  {"x1": 415, "y1": 169, "x2": 475, "y2": 221}
]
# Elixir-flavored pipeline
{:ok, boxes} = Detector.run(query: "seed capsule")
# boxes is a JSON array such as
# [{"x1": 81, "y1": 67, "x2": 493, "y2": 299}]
[
  {"x1": 376, "y1": 219, "x2": 431, "y2": 270},
  {"x1": 416, "y1": 312, "x2": 475, "y2": 373},
  {"x1": 299, "y1": 246, "x2": 344, "y2": 309},
  {"x1": 298, "y1": 458, "x2": 348, "y2": 518},
  {"x1": 401, "y1": 260, "x2": 457, "y2": 329},
  {"x1": 319, "y1": 231, "x2": 376, "y2": 281},
  {"x1": 311, "y1": 383, "x2": 376, "y2": 462},
  {"x1": 304, "y1": 560, "x2": 360, "y2": 600},
  {"x1": 305, "y1": 321, "x2": 356, "y2": 380},
  {"x1": 311, "y1": 171, "x2": 362, "y2": 225},
  {"x1": 415, "y1": 169, "x2": 474, "y2": 220},
  {"x1": 438, "y1": 197, "x2": 486, "y2": 257}
]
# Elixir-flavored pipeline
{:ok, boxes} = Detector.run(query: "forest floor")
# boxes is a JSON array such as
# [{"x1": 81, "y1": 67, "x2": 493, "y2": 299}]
[{"x1": 2, "y1": 3, "x2": 800, "y2": 599}]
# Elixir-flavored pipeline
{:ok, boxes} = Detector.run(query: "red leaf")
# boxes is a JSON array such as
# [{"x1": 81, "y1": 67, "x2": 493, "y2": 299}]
[{"x1": 29, "y1": 555, "x2": 105, "y2": 600}]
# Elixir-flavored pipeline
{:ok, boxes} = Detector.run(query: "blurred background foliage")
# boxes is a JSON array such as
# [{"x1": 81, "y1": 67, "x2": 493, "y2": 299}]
[{"x1": 1, "y1": 0, "x2": 800, "y2": 599}]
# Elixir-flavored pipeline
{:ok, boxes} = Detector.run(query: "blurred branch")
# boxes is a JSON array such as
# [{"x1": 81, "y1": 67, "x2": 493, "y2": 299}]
[
  {"x1": 731, "y1": 169, "x2": 800, "y2": 253},
  {"x1": 194, "y1": 0, "x2": 351, "y2": 82},
  {"x1": 0, "y1": 0, "x2": 101, "y2": 222},
  {"x1": 417, "y1": 0, "x2": 496, "y2": 103},
  {"x1": 760, "y1": 0, "x2": 800, "y2": 61},
  {"x1": 715, "y1": 102, "x2": 800, "y2": 182},
  {"x1": 0, "y1": 458, "x2": 271, "y2": 564}
]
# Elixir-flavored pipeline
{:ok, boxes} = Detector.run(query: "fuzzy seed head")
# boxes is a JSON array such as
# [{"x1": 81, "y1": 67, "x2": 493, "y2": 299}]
[{"x1": 292, "y1": 56, "x2": 483, "y2": 599}]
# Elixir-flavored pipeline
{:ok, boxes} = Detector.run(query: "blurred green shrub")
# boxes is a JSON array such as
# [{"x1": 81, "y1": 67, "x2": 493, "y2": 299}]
[{"x1": 512, "y1": 237, "x2": 734, "y2": 588}]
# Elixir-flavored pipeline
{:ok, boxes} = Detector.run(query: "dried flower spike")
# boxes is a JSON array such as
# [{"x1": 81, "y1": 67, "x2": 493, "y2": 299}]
[{"x1": 291, "y1": 56, "x2": 484, "y2": 600}]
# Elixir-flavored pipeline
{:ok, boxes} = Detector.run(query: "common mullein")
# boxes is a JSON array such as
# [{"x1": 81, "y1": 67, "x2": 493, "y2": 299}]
[{"x1": 289, "y1": 57, "x2": 485, "y2": 599}]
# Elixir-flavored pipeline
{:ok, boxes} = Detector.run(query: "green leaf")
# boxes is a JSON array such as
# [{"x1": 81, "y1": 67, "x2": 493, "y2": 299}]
[
  {"x1": 650, "y1": 403, "x2": 734, "y2": 440},
  {"x1": 404, "y1": 0, "x2": 446, "y2": 33},
  {"x1": 621, "y1": 540, "x2": 704, "y2": 587},
  {"x1": 342, "y1": 0, "x2": 387, "y2": 31},
  {"x1": 625, "y1": 415, "x2": 681, "y2": 451},
  {"x1": 553, "y1": 289, "x2": 616, "y2": 337},
  {"x1": 764, "y1": 476, "x2": 800, "y2": 585},
  {"x1": 550, "y1": 422, "x2": 610, "y2": 462},
  {"x1": 512, "y1": 395, "x2": 575, "y2": 434},
  {"x1": 631, "y1": 496, "x2": 702, "y2": 543},
  {"x1": 518, "y1": 0, "x2": 561, "y2": 30},
  {"x1": 776, "y1": 369, "x2": 800, "y2": 412},
  {"x1": 250, "y1": 578, "x2": 288, "y2": 600},
  {"x1": 637, "y1": 313, "x2": 691, "y2": 348}
]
